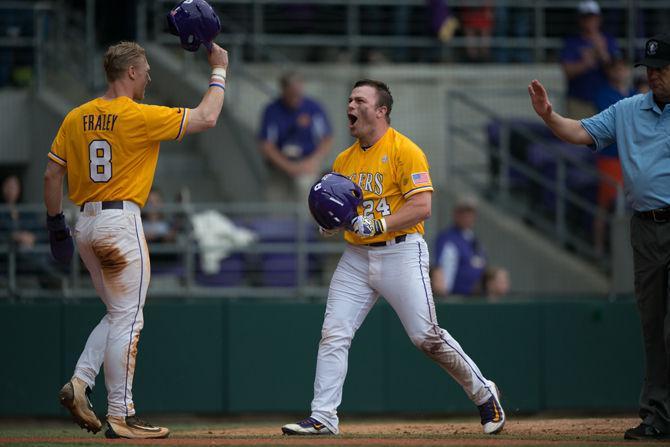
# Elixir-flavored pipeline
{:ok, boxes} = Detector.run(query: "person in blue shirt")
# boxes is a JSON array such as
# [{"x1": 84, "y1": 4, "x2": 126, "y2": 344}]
[
  {"x1": 258, "y1": 71, "x2": 333, "y2": 204},
  {"x1": 560, "y1": 1, "x2": 619, "y2": 119},
  {"x1": 431, "y1": 196, "x2": 487, "y2": 296},
  {"x1": 529, "y1": 34, "x2": 670, "y2": 441}
]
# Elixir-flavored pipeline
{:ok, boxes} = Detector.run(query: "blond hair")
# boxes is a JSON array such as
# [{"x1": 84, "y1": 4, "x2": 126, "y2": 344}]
[{"x1": 103, "y1": 41, "x2": 146, "y2": 82}]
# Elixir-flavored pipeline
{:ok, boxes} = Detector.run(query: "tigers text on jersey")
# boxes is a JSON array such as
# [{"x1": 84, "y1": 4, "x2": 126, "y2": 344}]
[
  {"x1": 48, "y1": 96, "x2": 189, "y2": 207},
  {"x1": 333, "y1": 127, "x2": 433, "y2": 245}
]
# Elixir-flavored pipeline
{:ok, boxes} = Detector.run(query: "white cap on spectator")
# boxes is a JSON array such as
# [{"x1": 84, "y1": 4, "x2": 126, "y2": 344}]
[
  {"x1": 455, "y1": 195, "x2": 478, "y2": 211},
  {"x1": 578, "y1": 0, "x2": 601, "y2": 15}
]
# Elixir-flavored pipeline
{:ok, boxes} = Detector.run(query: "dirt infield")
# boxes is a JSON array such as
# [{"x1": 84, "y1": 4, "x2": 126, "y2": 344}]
[{"x1": 0, "y1": 417, "x2": 660, "y2": 446}]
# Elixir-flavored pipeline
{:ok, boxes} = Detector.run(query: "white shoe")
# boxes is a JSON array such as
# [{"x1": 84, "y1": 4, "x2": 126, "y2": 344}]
[
  {"x1": 58, "y1": 377, "x2": 102, "y2": 434},
  {"x1": 282, "y1": 417, "x2": 334, "y2": 435},
  {"x1": 105, "y1": 415, "x2": 170, "y2": 439},
  {"x1": 478, "y1": 382, "x2": 505, "y2": 434}
]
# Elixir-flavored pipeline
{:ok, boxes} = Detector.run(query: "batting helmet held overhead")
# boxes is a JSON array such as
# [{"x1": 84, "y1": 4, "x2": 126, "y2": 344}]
[
  {"x1": 167, "y1": 0, "x2": 221, "y2": 52},
  {"x1": 308, "y1": 173, "x2": 363, "y2": 230}
]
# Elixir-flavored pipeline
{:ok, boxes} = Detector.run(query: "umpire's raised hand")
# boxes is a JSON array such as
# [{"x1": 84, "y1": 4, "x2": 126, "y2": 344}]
[{"x1": 528, "y1": 79, "x2": 553, "y2": 120}]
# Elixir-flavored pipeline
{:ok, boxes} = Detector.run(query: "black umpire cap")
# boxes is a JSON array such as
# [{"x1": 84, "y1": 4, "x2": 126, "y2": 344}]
[{"x1": 635, "y1": 34, "x2": 670, "y2": 68}]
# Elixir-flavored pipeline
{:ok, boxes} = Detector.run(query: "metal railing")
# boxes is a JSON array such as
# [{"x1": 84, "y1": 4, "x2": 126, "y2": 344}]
[
  {"x1": 5, "y1": 0, "x2": 670, "y2": 91},
  {"x1": 147, "y1": 0, "x2": 665, "y2": 63},
  {"x1": 446, "y1": 90, "x2": 624, "y2": 270},
  {"x1": 0, "y1": 1, "x2": 55, "y2": 91},
  {"x1": 0, "y1": 1, "x2": 102, "y2": 95},
  {"x1": 0, "y1": 202, "x2": 344, "y2": 300}
]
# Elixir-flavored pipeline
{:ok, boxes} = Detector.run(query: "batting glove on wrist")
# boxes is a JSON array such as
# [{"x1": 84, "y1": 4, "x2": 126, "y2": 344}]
[
  {"x1": 46, "y1": 212, "x2": 74, "y2": 264},
  {"x1": 318, "y1": 226, "x2": 340, "y2": 238},
  {"x1": 351, "y1": 216, "x2": 387, "y2": 238}
]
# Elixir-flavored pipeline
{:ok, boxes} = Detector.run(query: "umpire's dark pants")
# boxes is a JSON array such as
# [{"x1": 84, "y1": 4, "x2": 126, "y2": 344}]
[{"x1": 631, "y1": 213, "x2": 670, "y2": 432}]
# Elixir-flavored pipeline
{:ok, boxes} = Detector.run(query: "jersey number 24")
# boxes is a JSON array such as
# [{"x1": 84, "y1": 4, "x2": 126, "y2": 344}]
[{"x1": 362, "y1": 198, "x2": 391, "y2": 218}]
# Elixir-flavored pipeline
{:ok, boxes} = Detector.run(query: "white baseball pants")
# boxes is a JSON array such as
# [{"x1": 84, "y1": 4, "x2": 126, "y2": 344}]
[
  {"x1": 71, "y1": 201, "x2": 150, "y2": 417},
  {"x1": 310, "y1": 233, "x2": 496, "y2": 433}
]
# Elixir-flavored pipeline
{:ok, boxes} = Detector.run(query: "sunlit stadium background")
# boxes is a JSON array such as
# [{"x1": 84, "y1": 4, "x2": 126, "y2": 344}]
[{"x1": 0, "y1": 0, "x2": 665, "y2": 420}]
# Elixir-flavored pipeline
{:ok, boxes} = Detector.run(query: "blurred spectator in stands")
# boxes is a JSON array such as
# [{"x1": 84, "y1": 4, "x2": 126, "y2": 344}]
[
  {"x1": 428, "y1": 0, "x2": 459, "y2": 44},
  {"x1": 431, "y1": 196, "x2": 486, "y2": 296},
  {"x1": 141, "y1": 188, "x2": 180, "y2": 271},
  {"x1": 0, "y1": 175, "x2": 37, "y2": 251},
  {"x1": 459, "y1": 2, "x2": 494, "y2": 62},
  {"x1": 592, "y1": 58, "x2": 635, "y2": 254},
  {"x1": 637, "y1": 3, "x2": 670, "y2": 46},
  {"x1": 493, "y1": 0, "x2": 531, "y2": 63},
  {"x1": 172, "y1": 186, "x2": 194, "y2": 237},
  {"x1": 0, "y1": 175, "x2": 62, "y2": 288},
  {"x1": 258, "y1": 71, "x2": 333, "y2": 206},
  {"x1": 360, "y1": 4, "x2": 412, "y2": 64},
  {"x1": 560, "y1": 1, "x2": 620, "y2": 119},
  {"x1": 142, "y1": 188, "x2": 176, "y2": 243},
  {"x1": 0, "y1": 6, "x2": 35, "y2": 87},
  {"x1": 480, "y1": 266, "x2": 510, "y2": 301}
]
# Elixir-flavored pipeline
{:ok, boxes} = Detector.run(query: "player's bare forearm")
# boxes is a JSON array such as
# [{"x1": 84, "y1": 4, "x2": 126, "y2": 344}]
[
  {"x1": 185, "y1": 86, "x2": 225, "y2": 134},
  {"x1": 385, "y1": 191, "x2": 432, "y2": 233},
  {"x1": 44, "y1": 160, "x2": 66, "y2": 216},
  {"x1": 543, "y1": 112, "x2": 593, "y2": 146},
  {"x1": 528, "y1": 80, "x2": 593, "y2": 147},
  {"x1": 185, "y1": 43, "x2": 228, "y2": 135}
]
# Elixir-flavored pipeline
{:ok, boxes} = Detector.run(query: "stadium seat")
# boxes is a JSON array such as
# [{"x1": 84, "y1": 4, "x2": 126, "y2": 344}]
[
  {"x1": 195, "y1": 253, "x2": 246, "y2": 287},
  {"x1": 246, "y1": 217, "x2": 319, "y2": 287}
]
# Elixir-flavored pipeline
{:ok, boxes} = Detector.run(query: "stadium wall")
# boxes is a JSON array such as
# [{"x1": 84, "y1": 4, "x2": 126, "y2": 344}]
[{"x1": 0, "y1": 298, "x2": 642, "y2": 416}]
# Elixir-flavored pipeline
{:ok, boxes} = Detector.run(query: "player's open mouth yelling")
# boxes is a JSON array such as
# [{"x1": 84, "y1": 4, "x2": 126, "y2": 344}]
[{"x1": 348, "y1": 113, "x2": 358, "y2": 128}]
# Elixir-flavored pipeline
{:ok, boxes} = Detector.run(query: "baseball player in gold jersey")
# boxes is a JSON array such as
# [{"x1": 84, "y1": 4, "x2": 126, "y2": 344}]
[
  {"x1": 282, "y1": 80, "x2": 505, "y2": 436},
  {"x1": 43, "y1": 41, "x2": 228, "y2": 439}
]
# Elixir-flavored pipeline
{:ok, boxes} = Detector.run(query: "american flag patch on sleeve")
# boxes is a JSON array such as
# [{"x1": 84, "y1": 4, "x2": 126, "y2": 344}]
[{"x1": 411, "y1": 172, "x2": 431, "y2": 186}]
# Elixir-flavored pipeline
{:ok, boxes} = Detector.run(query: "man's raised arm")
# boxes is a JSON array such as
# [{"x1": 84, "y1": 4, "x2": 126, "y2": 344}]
[{"x1": 528, "y1": 79, "x2": 594, "y2": 146}]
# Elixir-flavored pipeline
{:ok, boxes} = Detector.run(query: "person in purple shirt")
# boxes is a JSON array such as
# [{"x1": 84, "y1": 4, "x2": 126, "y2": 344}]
[
  {"x1": 258, "y1": 71, "x2": 333, "y2": 204},
  {"x1": 431, "y1": 196, "x2": 487, "y2": 296},
  {"x1": 560, "y1": 1, "x2": 619, "y2": 119}
]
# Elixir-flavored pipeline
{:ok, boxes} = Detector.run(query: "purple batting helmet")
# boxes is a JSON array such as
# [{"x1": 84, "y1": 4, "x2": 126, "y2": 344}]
[
  {"x1": 167, "y1": 0, "x2": 221, "y2": 52},
  {"x1": 308, "y1": 172, "x2": 363, "y2": 230}
]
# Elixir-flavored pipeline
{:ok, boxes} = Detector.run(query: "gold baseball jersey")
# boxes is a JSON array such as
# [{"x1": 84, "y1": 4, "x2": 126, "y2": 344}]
[
  {"x1": 333, "y1": 127, "x2": 433, "y2": 245},
  {"x1": 48, "y1": 96, "x2": 189, "y2": 207}
]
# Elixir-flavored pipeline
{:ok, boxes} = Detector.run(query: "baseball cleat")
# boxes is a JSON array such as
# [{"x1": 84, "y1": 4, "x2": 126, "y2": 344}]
[
  {"x1": 281, "y1": 417, "x2": 334, "y2": 435},
  {"x1": 58, "y1": 377, "x2": 102, "y2": 434},
  {"x1": 478, "y1": 382, "x2": 505, "y2": 435},
  {"x1": 105, "y1": 415, "x2": 170, "y2": 439},
  {"x1": 624, "y1": 423, "x2": 669, "y2": 440}
]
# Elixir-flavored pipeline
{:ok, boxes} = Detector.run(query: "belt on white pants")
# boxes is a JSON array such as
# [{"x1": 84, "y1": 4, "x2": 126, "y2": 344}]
[{"x1": 79, "y1": 200, "x2": 141, "y2": 216}]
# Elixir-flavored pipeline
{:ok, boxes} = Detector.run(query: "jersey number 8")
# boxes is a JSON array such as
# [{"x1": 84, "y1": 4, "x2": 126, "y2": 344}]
[{"x1": 89, "y1": 140, "x2": 112, "y2": 183}]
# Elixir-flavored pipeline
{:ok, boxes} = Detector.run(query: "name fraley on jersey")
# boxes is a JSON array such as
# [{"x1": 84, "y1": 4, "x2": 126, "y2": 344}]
[
  {"x1": 82, "y1": 114, "x2": 119, "y2": 132},
  {"x1": 347, "y1": 172, "x2": 384, "y2": 195},
  {"x1": 49, "y1": 97, "x2": 188, "y2": 208}
]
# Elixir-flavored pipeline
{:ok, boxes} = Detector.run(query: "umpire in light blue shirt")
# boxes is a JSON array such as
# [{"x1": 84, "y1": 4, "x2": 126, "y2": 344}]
[{"x1": 529, "y1": 34, "x2": 670, "y2": 441}]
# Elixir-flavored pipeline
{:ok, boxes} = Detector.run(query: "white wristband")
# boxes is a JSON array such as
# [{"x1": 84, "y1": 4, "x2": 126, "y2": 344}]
[{"x1": 211, "y1": 67, "x2": 227, "y2": 79}]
